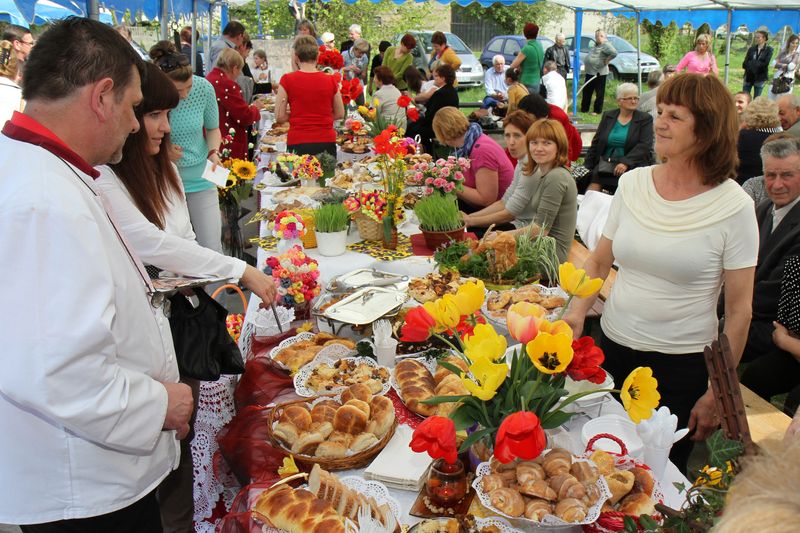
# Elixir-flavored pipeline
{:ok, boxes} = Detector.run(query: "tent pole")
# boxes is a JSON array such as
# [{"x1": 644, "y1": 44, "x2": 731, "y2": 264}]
[
  {"x1": 160, "y1": 0, "x2": 169, "y2": 41},
  {"x1": 191, "y1": 0, "x2": 198, "y2": 73},
  {"x1": 256, "y1": 0, "x2": 263, "y2": 38},
  {"x1": 88, "y1": 0, "x2": 98, "y2": 20},
  {"x1": 724, "y1": 9, "x2": 733, "y2": 85},
  {"x1": 572, "y1": 8, "x2": 583, "y2": 118},
  {"x1": 221, "y1": 1, "x2": 228, "y2": 29},
  {"x1": 636, "y1": 10, "x2": 642, "y2": 92}
]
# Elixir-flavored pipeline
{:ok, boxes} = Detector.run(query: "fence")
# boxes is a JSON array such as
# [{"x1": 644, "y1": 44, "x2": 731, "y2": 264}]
[{"x1": 450, "y1": 7, "x2": 505, "y2": 52}]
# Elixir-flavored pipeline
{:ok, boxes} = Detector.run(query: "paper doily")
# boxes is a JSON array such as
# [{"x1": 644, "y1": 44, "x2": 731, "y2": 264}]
[
  {"x1": 481, "y1": 285, "x2": 568, "y2": 329},
  {"x1": 409, "y1": 517, "x2": 520, "y2": 533},
  {"x1": 269, "y1": 331, "x2": 356, "y2": 372},
  {"x1": 293, "y1": 356, "x2": 391, "y2": 397}
]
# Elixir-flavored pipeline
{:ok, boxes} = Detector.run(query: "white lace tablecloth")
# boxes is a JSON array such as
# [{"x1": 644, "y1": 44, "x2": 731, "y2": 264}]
[{"x1": 192, "y1": 375, "x2": 240, "y2": 530}]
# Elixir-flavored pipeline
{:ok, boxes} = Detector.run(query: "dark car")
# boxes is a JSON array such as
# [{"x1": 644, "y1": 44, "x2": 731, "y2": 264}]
[
  {"x1": 479, "y1": 35, "x2": 563, "y2": 74},
  {"x1": 393, "y1": 31, "x2": 484, "y2": 88}
]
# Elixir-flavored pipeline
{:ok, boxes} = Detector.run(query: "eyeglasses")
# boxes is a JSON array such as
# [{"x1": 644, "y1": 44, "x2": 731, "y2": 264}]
[
  {"x1": 19, "y1": 39, "x2": 35, "y2": 47},
  {"x1": 157, "y1": 54, "x2": 190, "y2": 73},
  {"x1": 619, "y1": 96, "x2": 640, "y2": 101}
]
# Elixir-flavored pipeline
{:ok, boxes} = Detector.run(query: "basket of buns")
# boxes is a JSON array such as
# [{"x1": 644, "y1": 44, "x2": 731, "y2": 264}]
[
  {"x1": 472, "y1": 448, "x2": 612, "y2": 528},
  {"x1": 266, "y1": 383, "x2": 397, "y2": 471},
  {"x1": 391, "y1": 355, "x2": 470, "y2": 418},
  {"x1": 253, "y1": 464, "x2": 400, "y2": 532}
]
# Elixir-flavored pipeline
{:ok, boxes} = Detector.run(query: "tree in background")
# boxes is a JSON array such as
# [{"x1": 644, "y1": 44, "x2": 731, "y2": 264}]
[
  {"x1": 456, "y1": 1, "x2": 566, "y2": 35},
  {"x1": 642, "y1": 20, "x2": 679, "y2": 59}
]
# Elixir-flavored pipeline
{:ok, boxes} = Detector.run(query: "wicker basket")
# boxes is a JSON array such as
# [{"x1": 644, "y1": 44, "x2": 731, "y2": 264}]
[
  {"x1": 297, "y1": 209, "x2": 317, "y2": 249},
  {"x1": 266, "y1": 398, "x2": 397, "y2": 471},
  {"x1": 354, "y1": 213, "x2": 382, "y2": 241}
]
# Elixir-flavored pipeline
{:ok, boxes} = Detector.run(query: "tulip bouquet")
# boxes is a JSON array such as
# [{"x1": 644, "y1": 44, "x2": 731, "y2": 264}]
[
  {"x1": 317, "y1": 46, "x2": 344, "y2": 72},
  {"x1": 403, "y1": 262, "x2": 661, "y2": 464},
  {"x1": 357, "y1": 98, "x2": 406, "y2": 137}
]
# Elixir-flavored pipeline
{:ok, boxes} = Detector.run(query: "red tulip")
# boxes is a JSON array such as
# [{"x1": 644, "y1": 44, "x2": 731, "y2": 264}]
[
  {"x1": 399, "y1": 306, "x2": 436, "y2": 342},
  {"x1": 567, "y1": 336, "x2": 607, "y2": 384},
  {"x1": 494, "y1": 411, "x2": 546, "y2": 464},
  {"x1": 407, "y1": 107, "x2": 420, "y2": 122},
  {"x1": 410, "y1": 416, "x2": 458, "y2": 464},
  {"x1": 397, "y1": 94, "x2": 412, "y2": 108}
]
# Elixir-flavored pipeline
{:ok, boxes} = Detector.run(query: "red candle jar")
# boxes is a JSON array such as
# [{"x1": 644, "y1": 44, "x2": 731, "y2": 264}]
[{"x1": 425, "y1": 458, "x2": 468, "y2": 506}]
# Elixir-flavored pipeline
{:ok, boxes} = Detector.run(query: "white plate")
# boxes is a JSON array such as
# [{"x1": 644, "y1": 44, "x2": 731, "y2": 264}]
[
  {"x1": 482, "y1": 285, "x2": 568, "y2": 328},
  {"x1": 269, "y1": 332, "x2": 356, "y2": 371},
  {"x1": 293, "y1": 356, "x2": 391, "y2": 397},
  {"x1": 324, "y1": 287, "x2": 407, "y2": 326}
]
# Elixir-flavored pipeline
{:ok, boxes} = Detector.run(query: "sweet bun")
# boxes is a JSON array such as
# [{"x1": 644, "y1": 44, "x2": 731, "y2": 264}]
[
  {"x1": 555, "y1": 498, "x2": 587, "y2": 522},
  {"x1": 518, "y1": 479, "x2": 556, "y2": 501},
  {"x1": 324, "y1": 338, "x2": 356, "y2": 349},
  {"x1": 481, "y1": 473, "x2": 507, "y2": 493},
  {"x1": 310, "y1": 403, "x2": 338, "y2": 425},
  {"x1": 309, "y1": 421, "x2": 334, "y2": 440},
  {"x1": 273, "y1": 421, "x2": 300, "y2": 447},
  {"x1": 489, "y1": 487, "x2": 525, "y2": 517},
  {"x1": 344, "y1": 399, "x2": 371, "y2": 417},
  {"x1": 524, "y1": 498, "x2": 553, "y2": 521},
  {"x1": 333, "y1": 405, "x2": 368, "y2": 435},
  {"x1": 630, "y1": 466, "x2": 655, "y2": 496},
  {"x1": 350, "y1": 432, "x2": 379, "y2": 453},
  {"x1": 365, "y1": 395, "x2": 395, "y2": 438},
  {"x1": 618, "y1": 492, "x2": 655, "y2": 516},
  {"x1": 589, "y1": 450, "x2": 616, "y2": 476},
  {"x1": 341, "y1": 383, "x2": 372, "y2": 404},
  {"x1": 327, "y1": 431, "x2": 354, "y2": 447},
  {"x1": 315, "y1": 440, "x2": 349, "y2": 459},
  {"x1": 291, "y1": 432, "x2": 324, "y2": 455},
  {"x1": 433, "y1": 355, "x2": 469, "y2": 384},
  {"x1": 606, "y1": 470, "x2": 636, "y2": 504},
  {"x1": 280, "y1": 405, "x2": 312, "y2": 431}
]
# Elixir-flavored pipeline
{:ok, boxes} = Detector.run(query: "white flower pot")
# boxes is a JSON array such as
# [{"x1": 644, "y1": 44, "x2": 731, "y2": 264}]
[{"x1": 315, "y1": 229, "x2": 348, "y2": 256}]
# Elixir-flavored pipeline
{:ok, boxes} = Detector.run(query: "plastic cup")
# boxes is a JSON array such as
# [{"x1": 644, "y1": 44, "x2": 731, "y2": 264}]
[
  {"x1": 375, "y1": 338, "x2": 399, "y2": 368},
  {"x1": 644, "y1": 445, "x2": 671, "y2": 479}
]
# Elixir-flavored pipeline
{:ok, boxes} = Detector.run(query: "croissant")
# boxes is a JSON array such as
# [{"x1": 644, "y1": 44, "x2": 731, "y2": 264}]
[
  {"x1": 433, "y1": 355, "x2": 469, "y2": 384},
  {"x1": 516, "y1": 461, "x2": 546, "y2": 485},
  {"x1": 490, "y1": 457, "x2": 519, "y2": 485},
  {"x1": 489, "y1": 487, "x2": 525, "y2": 517},
  {"x1": 524, "y1": 498, "x2": 553, "y2": 521},
  {"x1": 395, "y1": 359, "x2": 436, "y2": 416},
  {"x1": 366, "y1": 395, "x2": 395, "y2": 438},
  {"x1": 333, "y1": 404, "x2": 368, "y2": 435},
  {"x1": 543, "y1": 448, "x2": 572, "y2": 477},
  {"x1": 630, "y1": 466, "x2": 655, "y2": 497},
  {"x1": 481, "y1": 473, "x2": 507, "y2": 493},
  {"x1": 570, "y1": 461, "x2": 599, "y2": 484},
  {"x1": 554, "y1": 497, "x2": 587, "y2": 523},
  {"x1": 518, "y1": 479, "x2": 556, "y2": 501},
  {"x1": 549, "y1": 474, "x2": 587, "y2": 501},
  {"x1": 253, "y1": 485, "x2": 344, "y2": 533},
  {"x1": 606, "y1": 470, "x2": 636, "y2": 505}
]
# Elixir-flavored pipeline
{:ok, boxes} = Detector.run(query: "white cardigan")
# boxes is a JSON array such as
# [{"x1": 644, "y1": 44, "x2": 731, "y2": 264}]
[{"x1": 0, "y1": 137, "x2": 179, "y2": 524}]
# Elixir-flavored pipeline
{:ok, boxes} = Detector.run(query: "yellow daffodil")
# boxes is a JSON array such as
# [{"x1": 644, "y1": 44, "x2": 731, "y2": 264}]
[
  {"x1": 694, "y1": 462, "x2": 733, "y2": 488},
  {"x1": 461, "y1": 356, "x2": 507, "y2": 401},
  {"x1": 278, "y1": 455, "x2": 299, "y2": 477},
  {"x1": 506, "y1": 302, "x2": 545, "y2": 344},
  {"x1": 423, "y1": 294, "x2": 461, "y2": 332},
  {"x1": 296, "y1": 321, "x2": 314, "y2": 333},
  {"x1": 526, "y1": 332, "x2": 574, "y2": 374},
  {"x1": 620, "y1": 367, "x2": 660, "y2": 423},
  {"x1": 453, "y1": 279, "x2": 485, "y2": 316},
  {"x1": 537, "y1": 318, "x2": 573, "y2": 338},
  {"x1": 462, "y1": 323, "x2": 507, "y2": 362},
  {"x1": 558, "y1": 262, "x2": 603, "y2": 299}
]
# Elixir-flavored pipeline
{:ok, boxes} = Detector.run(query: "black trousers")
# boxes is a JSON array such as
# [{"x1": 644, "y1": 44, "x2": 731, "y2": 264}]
[
  {"x1": 581, "y1": 73, "x2": 607, "y2": 114},
  {"x1": 741, "y1": 320, "x2": 800, "y2": 415},
  {"x1": 21, "y1": 491, "x2": 162, "y2": 533},
  {"x1": 599, "y1": 333, "x2": 709, "y2": 475},
  {"x1": 288, "y1": 142, "x2": 337, "y2": 159}
]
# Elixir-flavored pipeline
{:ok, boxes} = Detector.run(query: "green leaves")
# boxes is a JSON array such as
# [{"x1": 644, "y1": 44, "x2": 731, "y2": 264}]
[{"x1": 706, "y1": 429, "x2": 745, "y2": 468}]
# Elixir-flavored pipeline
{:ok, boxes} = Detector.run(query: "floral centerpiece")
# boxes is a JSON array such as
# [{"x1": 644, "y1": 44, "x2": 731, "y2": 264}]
[
  {"x1": 262, "y1": 245, "x2": 321, "y2": 314},
  {"x1": 268, "y1": 154, "x2": 323, "y2": 185},
  {"x1": 317, "y1": 46, "x2": 344, "y2": 72},
  {"x1": 269, "y1": 210, "x2": 307, "y2": 253},
  {"x1": 407, "y1": 156, "x2": 469, "y2": 196},
  {"x1": 218, "y1": 156, "x2": 257, "y2": 259},
  {"x1": 373, "y1": 125, "x2": 417, "y2": 248},
  {"x1": 403, "y1": 262, "x2": 661, "y2": 464},
  {"x1": 340, "y1": 77, "x2": 364, "y2": 108},
  {"x1": 358, "y1": 98, "x2": 407, "y2": 137}
]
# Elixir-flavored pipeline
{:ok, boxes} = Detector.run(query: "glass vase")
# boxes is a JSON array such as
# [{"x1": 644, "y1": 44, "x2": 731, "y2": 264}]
[
  {"x1": 425, "y1": 458, "x2": 467, "y2": 507},
  {"x1": 382, "y1": 227, "x2": 398, "y2": 250}
]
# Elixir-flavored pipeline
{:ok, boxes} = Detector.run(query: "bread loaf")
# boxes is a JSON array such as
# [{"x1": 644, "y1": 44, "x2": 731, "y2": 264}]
[
  {"x1": 395, "y1": 359, "x2": 436, "y2": 416},
  {"x1": 253, "y1": 485, "x2": 344, "y2": 533}
]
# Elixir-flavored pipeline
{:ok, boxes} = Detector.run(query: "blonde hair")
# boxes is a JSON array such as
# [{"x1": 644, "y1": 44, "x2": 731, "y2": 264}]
[
  {"x1": 432, "y1": 106, "x2": 469, "y2": 144},
  {"x1": 523, "y1": 118, "x2": 569, "y2": 174},
  {"x1": 696, "y1": 33, "x2": 711, "y2": 46},
  {"x1": 0, "y1": 40, "x2": 18, "y2": 80},
  {"x1": 714, "y1": 440, "x2": 800, "y2": 533},
  {"x1": 216, "y1": 47, "x2": 244, "y2": 71},
  {"x1": 742, "y1": 96, "x2": 781, "y2": 130}
]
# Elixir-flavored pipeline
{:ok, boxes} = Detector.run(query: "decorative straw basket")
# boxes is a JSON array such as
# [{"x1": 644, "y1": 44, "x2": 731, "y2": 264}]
[{"x1": 354, "y1": 213, "x2": 382, "y2": 241}]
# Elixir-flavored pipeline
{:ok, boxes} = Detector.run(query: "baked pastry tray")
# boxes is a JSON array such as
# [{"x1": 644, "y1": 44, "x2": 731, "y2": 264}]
[{"x1": 323, "y1": 287, "x2": 407, "y2": 326}]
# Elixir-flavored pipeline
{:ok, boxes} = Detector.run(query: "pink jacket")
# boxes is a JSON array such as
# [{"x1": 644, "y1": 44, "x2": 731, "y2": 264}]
[{"x1": 676, "y1": 51, "x2": 718, "y2": 76}]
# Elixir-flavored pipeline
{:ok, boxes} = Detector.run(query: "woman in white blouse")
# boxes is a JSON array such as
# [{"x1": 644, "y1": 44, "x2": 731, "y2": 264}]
[
  {"x1": 95, "y1": 62, "x2": 276, "y2": 531},
  {"x1": 564, "y1": 74, "x2": 759, "y2": 473}
]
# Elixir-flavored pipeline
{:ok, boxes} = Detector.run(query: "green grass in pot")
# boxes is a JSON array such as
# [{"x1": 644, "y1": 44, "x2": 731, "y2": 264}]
[
  {"x1": 314, "y1": 202, "x2": 350, "y2": 233},
  {"x1": 414, "y1": 194, "x2": 463, "y2": 232}
]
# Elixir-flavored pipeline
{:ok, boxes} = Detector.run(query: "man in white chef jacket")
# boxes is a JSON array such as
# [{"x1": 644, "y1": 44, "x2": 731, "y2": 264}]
[{"x1": 0, "y1": 18, "x2": 193, "y2": 532}]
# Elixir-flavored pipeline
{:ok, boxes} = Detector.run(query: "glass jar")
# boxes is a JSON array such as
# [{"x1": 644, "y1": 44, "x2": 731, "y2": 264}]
[{"x1": 425, "y1": 458, "x2": 468, "y2": 507}]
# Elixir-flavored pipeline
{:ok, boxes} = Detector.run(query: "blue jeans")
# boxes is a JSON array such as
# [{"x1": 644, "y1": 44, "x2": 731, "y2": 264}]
[
  {"x1": 743, "y1": 81, "x2": 766, "y2": 98},
  {"x1": 481, "y1": 96, "x2": 501, "y2": 109},
  {"x1": 525, "y1": 83, "x2": 541, "y2": 95}
]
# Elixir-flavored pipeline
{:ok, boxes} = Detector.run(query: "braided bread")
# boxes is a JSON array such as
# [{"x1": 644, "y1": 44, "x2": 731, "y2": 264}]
[
  {"x1": 395, "y1": 359, "x2": 436, "y2": 416},
  {"x1": 253, "y1": 485, "x2": 344, "y2": 533}
]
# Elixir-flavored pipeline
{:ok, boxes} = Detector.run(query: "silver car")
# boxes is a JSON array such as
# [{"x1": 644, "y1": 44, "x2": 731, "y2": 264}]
[
  {"x1": 565, "y1": 34, "x2": 660, "y2": 81},
  {"x1": 396, "y1": 31, "x2": 484, "y2": 89}
]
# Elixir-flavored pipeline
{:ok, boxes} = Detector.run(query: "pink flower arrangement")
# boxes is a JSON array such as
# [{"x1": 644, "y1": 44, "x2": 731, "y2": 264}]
[
  {"x1": 262, "y1": 246, "x2": 321, "y2": 307},
  {"x1": 269, "y1": 210, "x2": 306, "y2": 240},
  {"x1": 407, "y1": 156, "x2": 469, "y2": 196}
]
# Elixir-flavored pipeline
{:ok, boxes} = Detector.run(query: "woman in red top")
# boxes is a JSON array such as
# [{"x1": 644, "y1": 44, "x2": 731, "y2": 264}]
[
  {"x1": 206, "y1": 48, "x2": 262, "y2": 160},
  {"x1": 276, "y1": 35, "x2": 345, "y2": 157}
]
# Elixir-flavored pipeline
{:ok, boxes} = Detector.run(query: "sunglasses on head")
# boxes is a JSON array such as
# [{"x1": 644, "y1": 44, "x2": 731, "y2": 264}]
[{"x1": 157, "y1": 54, "x2": 190, "y2": 73}]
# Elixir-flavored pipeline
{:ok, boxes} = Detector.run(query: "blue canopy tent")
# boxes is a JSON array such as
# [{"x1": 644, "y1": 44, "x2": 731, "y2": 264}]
[{"x1": 0, "y1": 0, "x2": 27, "y2": 25}]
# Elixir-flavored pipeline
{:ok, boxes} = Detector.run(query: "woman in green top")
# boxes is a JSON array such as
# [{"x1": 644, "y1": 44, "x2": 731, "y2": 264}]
[
  {"x1": 151, "y1": 41, "x2": 224, "y2": 253},
  {"x1": 383, "y1": 34, "x2": 417, "y2": 92},
  {"x1": 509, "y1": 23, "x2": 544, "y2": 94},
  {"x1": 585, "y1": 82, "x2": 654, "y2": 194}
]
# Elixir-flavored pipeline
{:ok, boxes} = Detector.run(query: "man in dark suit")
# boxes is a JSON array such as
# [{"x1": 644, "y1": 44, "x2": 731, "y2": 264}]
[{"x1": 741, "y1": 137, "x2": 800, "y2": 414}]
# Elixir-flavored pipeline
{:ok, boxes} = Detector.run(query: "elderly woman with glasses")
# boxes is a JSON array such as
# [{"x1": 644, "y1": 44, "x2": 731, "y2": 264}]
[{"x1": 584, "y1": 82, "x2": 654, "y2": 194}]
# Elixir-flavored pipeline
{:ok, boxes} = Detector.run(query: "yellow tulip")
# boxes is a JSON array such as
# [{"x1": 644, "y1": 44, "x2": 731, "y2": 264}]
[
  {"x1": 453, "y1": 279, "x2": 485, "y2": 316},
  {"x1": 278, "y1": 455, "x2": 299, "y2": 477},
  {"x1": 526, "y1": 332, "x2": 574, "y2": 374},
  {"x1": 423, "y1": 294, "x2": 461, "y2": 332},
  {"x1": 537, "y1": 318, "x2": 573, "y2": 338},
  {"x1": 461, "y1": 355, "x2": 507, "y2": 401},
  {"x1": 506, "y1": 302, "x2": 544, "y2": 344},
  {"x1": 559, "y1": 262, "x2": 603, "y2": 299},
  {"x1": 462, "y1": 323, "x2": 507, "y2": 362},
  {"x1": 357, "y1": 105, "x2": 369, "y2": 116},
  {"x1": 373, "y1": 98, "x2": 381, "y2": 108},
  {"x1": 620, "y1": 367, "x2": 660, "y2": 423}
]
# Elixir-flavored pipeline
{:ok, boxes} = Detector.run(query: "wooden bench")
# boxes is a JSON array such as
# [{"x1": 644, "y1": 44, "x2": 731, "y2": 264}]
[{"x1": 740, "y1": 384, "x2": 792, "y2": 445}]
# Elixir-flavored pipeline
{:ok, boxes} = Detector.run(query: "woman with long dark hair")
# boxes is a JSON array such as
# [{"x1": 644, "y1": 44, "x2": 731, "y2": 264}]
[{"x1": 95, "y1": 62, "x2": 276, "y2": 532}]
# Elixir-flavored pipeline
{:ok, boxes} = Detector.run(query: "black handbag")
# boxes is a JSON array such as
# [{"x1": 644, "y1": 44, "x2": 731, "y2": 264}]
[
  {"x1": 596, "y1": 158, "x2": 617, "y2": 177},
  {"x1": 167, "y1": 288, "x2": 245, "y2": 381},
  {"x1": 777, "y1": 255, "x2": 800, "y2": 335},
  {"x1": 773, "y1": 76, "x2": 793, "y2": 95}
]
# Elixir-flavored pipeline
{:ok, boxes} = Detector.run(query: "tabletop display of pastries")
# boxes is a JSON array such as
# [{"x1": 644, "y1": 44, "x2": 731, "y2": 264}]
[
  {"x1": 340, "y1": 139, "x2": 371, "y2": 154},
  {"x1": 588, "y1": 450, "x2": 658, "y2": 517},
  {"x1": 485, "y1": 284, "x2": 567, "y2": 319},
  {"x1": 265, "y1": 123, "x2": 290, "y2": 136},
  {"x1": 272, "y1": 384, "x2": 395, "y2": 459},
  {"x1": 272, "y1": 332, "x2": 356, "y2": 372},
  {"x1": 305, "y1": 358, "x2": 390, "y2": 394},
  {"x1": 253, "y1": 464, "x2": 399, "y2": 533},
  {"x1": 411, "y1": 516, "x2": 500, "y2": 533},
  {"x1": 408, "y1": 271, "x2": 477, "y2": 304},
  {"x1": 394, "y1": 355, "x2": 469, "y2": 418}
]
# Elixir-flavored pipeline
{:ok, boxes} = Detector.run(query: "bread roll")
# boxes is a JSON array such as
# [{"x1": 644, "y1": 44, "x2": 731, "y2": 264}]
[
  {"x1": 333, "y1": 404, "x2": 368, "y2": 435},
  {"x1": 273, "y1": 421, "x2": 300, "y2": 447},
  {"x1": 554, "y1": 498, "x2": 587, "y2": 523},
  {"x1": 489, "y1": 487, "x2": 525, "y2": 517},
  {"x1": 253, "y1": 485, "x2": 344, "y2": 533},
  {"x1": 309, "y1": 421, "x2": 333, "y2": 440},
  {"x1": 630, "y1": 466, "x2": 655, "y2": 497},
  {"x1": 606, "y1": 470, "x2": 635, "y2": 504},
  {"x1": 618, "y1": 492, "x2": 655, "y2": 516},
  {"x1": 341, "y1": 383, "x2": 372, "y2": 404},
  {"x1": 433, "y1": 373, "x2": 469, "y2": 418},
  {"x1": 291, "y1": 432, "x2": 323, "y2": 455},
  {"x1": 524, "y1": 498, "x2": 553, "y2": 521},
  {"x1": 350, "y1": 432, "x2": 379, "y2": 453},
  {"x1": 280, "y1": 405, "x2": 312, "y2": 431},
  {"x1": 344, "y1": 399, "x2": 371, "y2": 418},
  {"x1": 310, "y1": 403, "x2": 337, "y2": 425},
  {"x1": 366, "y1": 395, "x2": 395, "y2": 438},
  {"x1": 589, "y1": 450, "x2": 616, "y2": 476},
  {"x1": 395, "y1": 359, "x2": 436, "y2": 416},
  {"x1": 315, "y1": 440, "x2": 349, "y2": 459}
]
